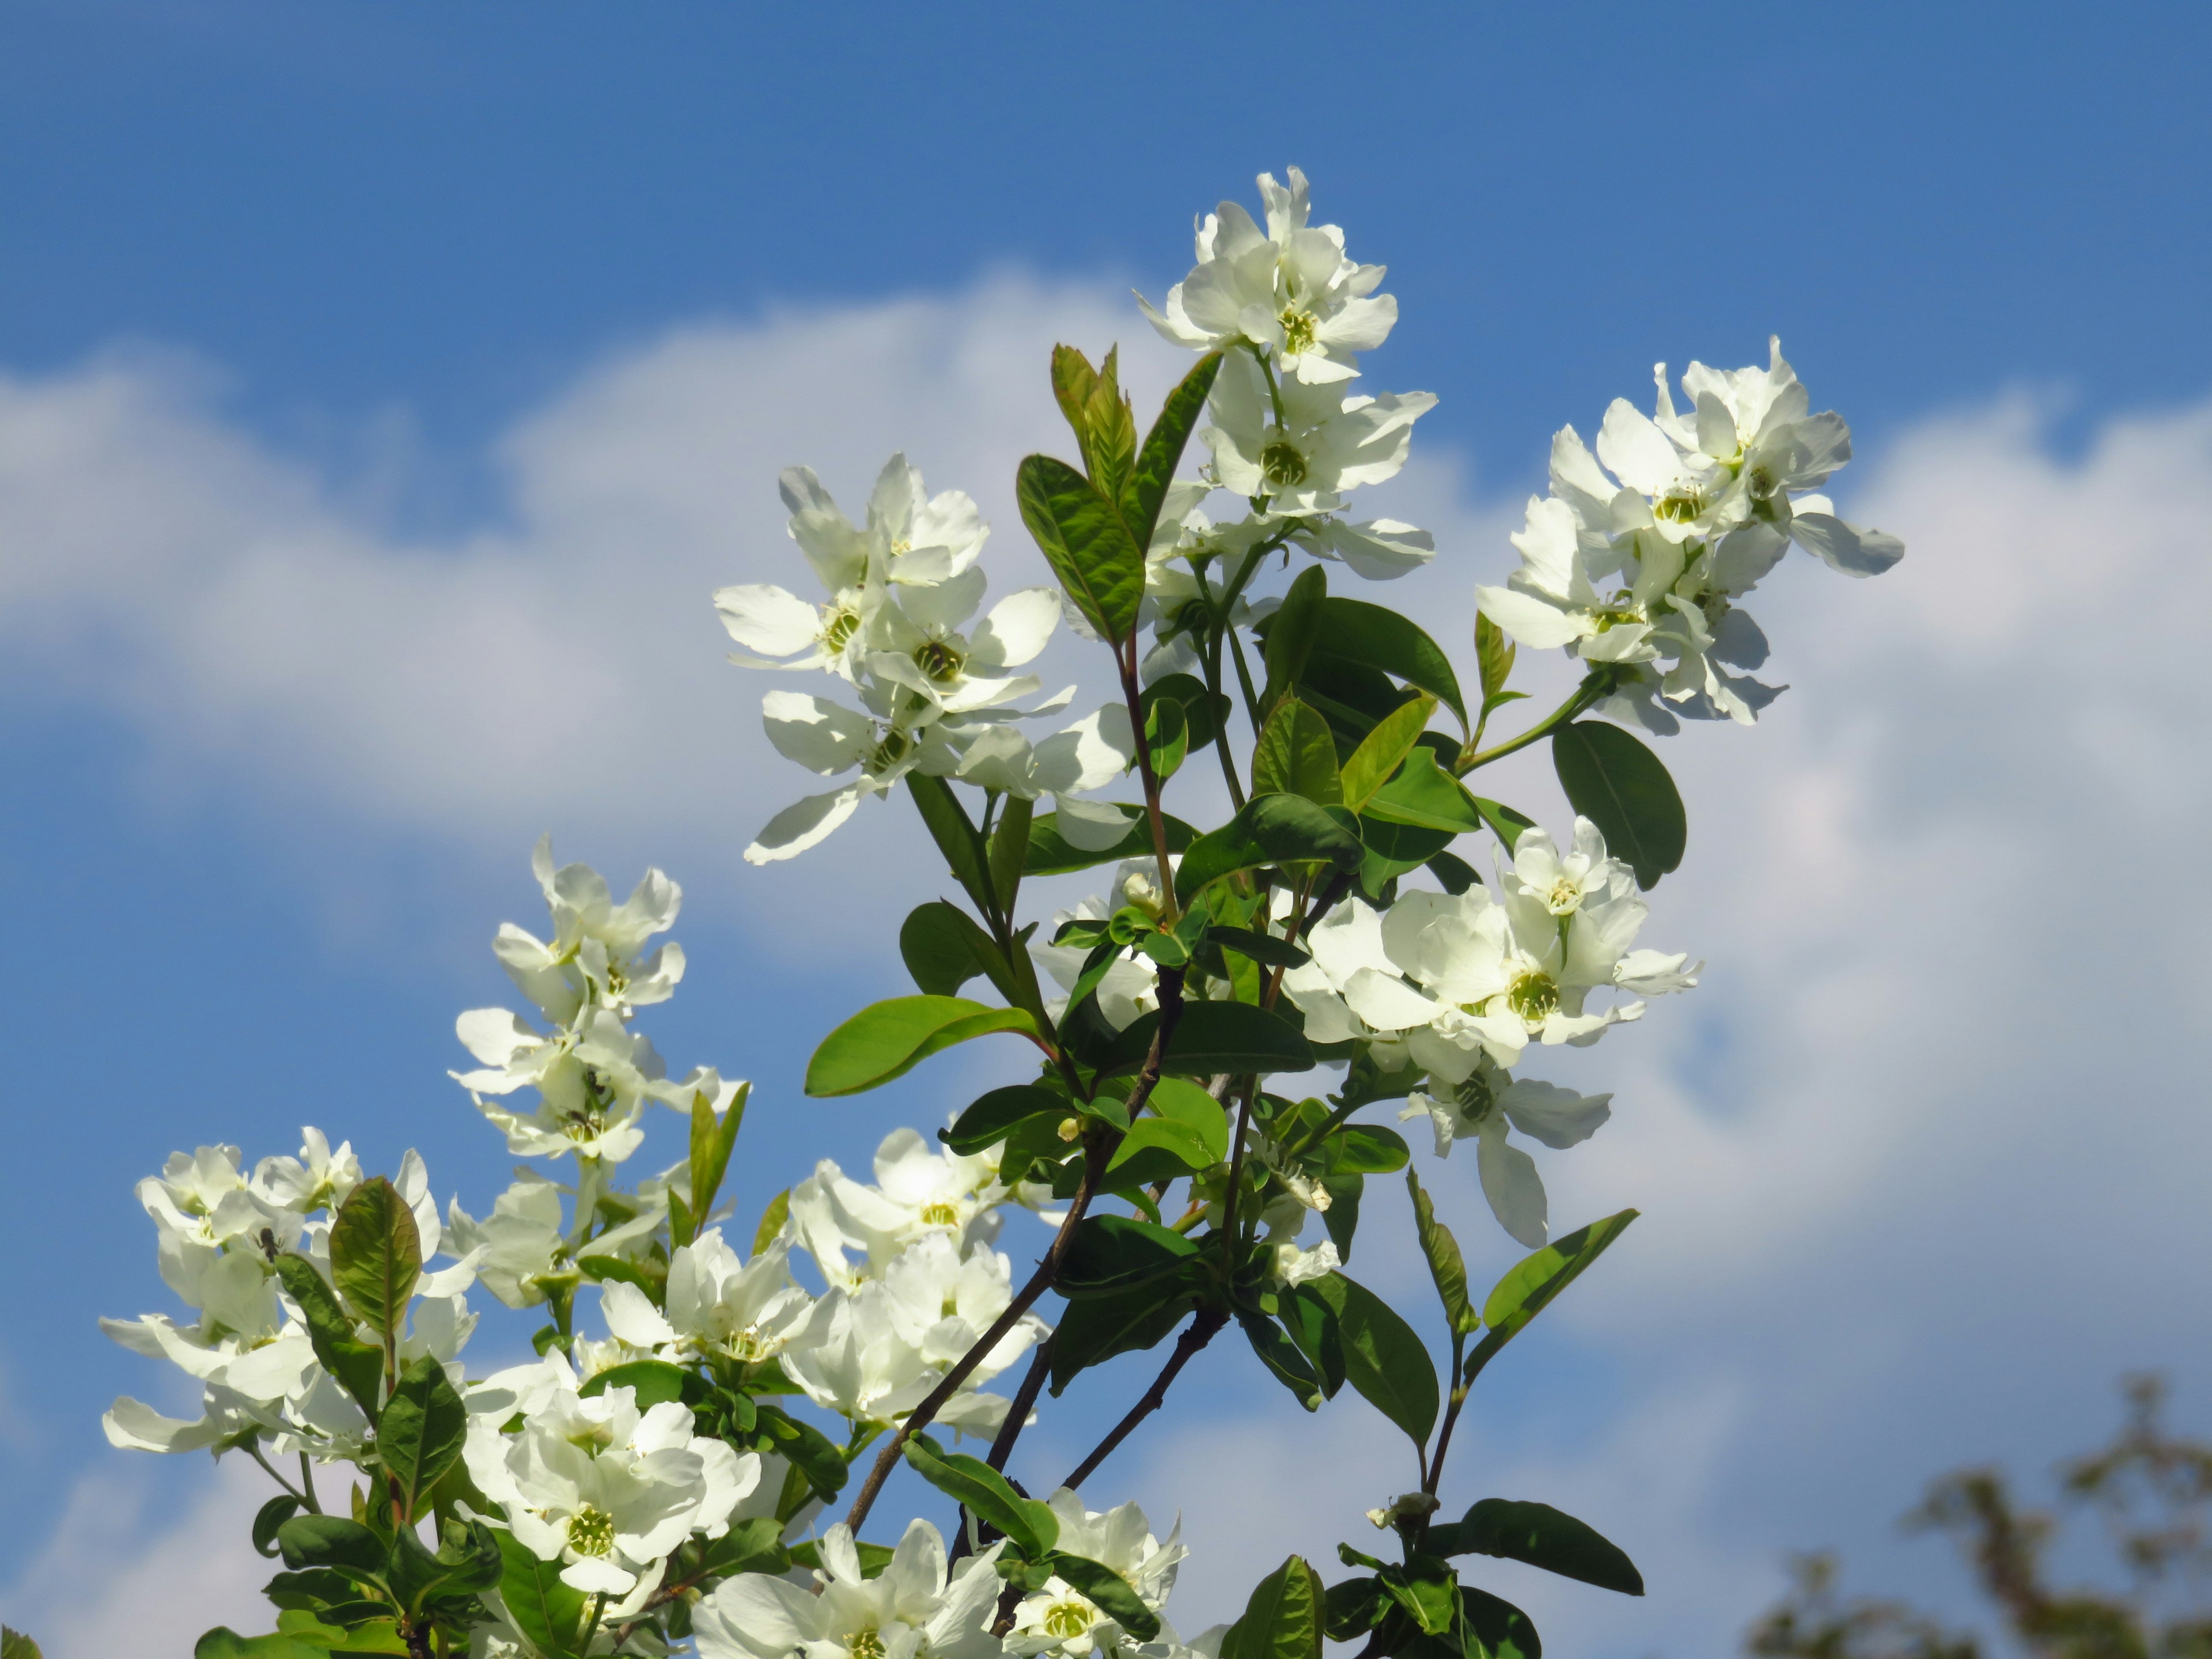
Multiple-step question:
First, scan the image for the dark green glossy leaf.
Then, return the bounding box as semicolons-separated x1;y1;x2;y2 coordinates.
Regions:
1323;1575;1390;1642
379;1355;467;1520
1428;1498;1643;1596
1221;1554;1325;1659
329;1177;419;1340
1281;1283;1346;1399
1321;1173;1363;1263
1237;1308;1324;1411
1261;565;1330;713
944;1085;1066;1154
1107;1118;1217;1179
1146;1076;1230;1158
1550;722;1685;888
1366;749;1482;833
804;997;1039;1097
1141;672;1228;756
1097;999;1313;1079
277;1517;385;1578
1124;354;1224;551
1466;1209;1639;1382
1049;1282;1198;1393
989;793;1033;914
1462;1586;1543;1659
1469;796;1536;854
1309;598;1468;730
1406;1170;1478;1336
1174;796;1362;906
907;775;994;914
1308;1272;1438;1446
494;1528;589;1659
1142;691;1189;782
251;1495;303;1559
905;1435;1059;1559
1058;1214;1201;1296
1025;808;1198;876
1017;453;1145;642
1328;1124;1409;1174
1251;696;1342;806
273;1255;384;1416
1052;1554;1161;1641
899;900;1011;999
1206;926;1309;969
1426;850;1479;893
577;1359;688;1410
191;1633;328;1659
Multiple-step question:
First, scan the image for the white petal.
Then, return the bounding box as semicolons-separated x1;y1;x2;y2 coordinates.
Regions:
1475;1123;1548;1248
1790;512;1904;577
744;786;864;865
1498;1080;1613;1149
714;584;821;657
600;1280;677;1348
1340;967;1441;1032
1055;796;1139;851
761;691;872;775
971;588;1062;668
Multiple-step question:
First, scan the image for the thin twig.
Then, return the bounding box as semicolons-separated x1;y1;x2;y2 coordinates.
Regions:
984;1335;1055;1475
1058;1309;1228;1493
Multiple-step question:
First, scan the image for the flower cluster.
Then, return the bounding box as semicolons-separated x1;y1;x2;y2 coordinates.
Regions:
1476;339;1905;730
718;456;1138;862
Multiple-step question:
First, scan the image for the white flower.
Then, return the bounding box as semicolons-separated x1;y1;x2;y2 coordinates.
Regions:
251;1127;363;1216
862;567;1059;718
453;1005;668;1163
490;836;684;1024
1399;1055;1614;1248
464;1374;756;1602
1007;1491;1186;1658
1139;166;1396;385
949;703;1138;850
1201;355;1434;517
692;1520;1005;1659
779;1267;1036;1438
1262;1232;1340;1289
597;1232;823;1366
786;1127;1011;1287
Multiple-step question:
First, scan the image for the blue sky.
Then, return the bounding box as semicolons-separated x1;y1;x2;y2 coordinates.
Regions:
4;4;2211;1656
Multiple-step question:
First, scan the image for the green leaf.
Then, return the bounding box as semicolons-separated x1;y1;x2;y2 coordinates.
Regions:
1378;1562;1460;1635
272;1257;384;1416
1339;694;1438;812
329;1177;419;1340
1142;672;1228;757
192;1633;328;1659
1048;1281;1198;1392
1051;344;1100;447
1475;611;1517;703
905;1437;1059;1559
494;1528;589;1659
1550;722;1685;888
1467;1209;1639;1382
1107;1118;1217;1180
1357;815;1456;898
989;794;1033;914
277;1517;386;1578
1221;1554;1325;1659
1142;688;1190;783
1426;850;1479;893
753;1403;851;1499
684;1077;749;1247
752;1188;790;1257
1469;796;1536;854
1260;565;1330;713
1;1631;41;1659
252;1494;304;1559
1406;1170;1477;1336
944;1085;1067;1154
694;1515;789;1580
1327;1124;1409;1174
1025;806;1198;876
1461;1586;1543;1659
1174;796;1362;906
1279;1283;1345;1399
1321;1173;1363;1262
1307;1272;1438;1447
899;900;1012;999
1206;926;1309;970
804;996;1039;1097
1066;345;1137;499
1123;353;1223;551
577;1359;689;1410
1251;697;1343;806
1097;999;1313;1080
1050;1554;1162;1641
1237;1308;1325;1410
1322;1576;1391;1642
378;1355;467;1521
1365;748;1482;834
1017;453;1146;643
1308;598;1468;730
1058;1214;1202;1296
1427;1499;1643;1596
1146;1076;1229;1161
907;775;995;914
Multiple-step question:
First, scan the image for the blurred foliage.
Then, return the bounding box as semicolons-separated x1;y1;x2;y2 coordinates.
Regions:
1748;1377;2212;1659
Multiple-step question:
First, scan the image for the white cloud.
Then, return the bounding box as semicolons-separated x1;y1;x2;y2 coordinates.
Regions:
6;284;2210;1654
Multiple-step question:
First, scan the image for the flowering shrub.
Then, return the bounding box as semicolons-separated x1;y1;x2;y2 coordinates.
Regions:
78;166;1902;1659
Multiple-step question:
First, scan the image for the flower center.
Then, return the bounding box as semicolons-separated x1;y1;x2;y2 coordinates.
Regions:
918;1200;959;1228
1043;1600;1097;1639
869;728;915;774
847;1628;887;1659
1454;1070;1497;1121
1277;306;1318;355
1260;440;1308;489
566;1503;616;1558
728;1324;771;1362
912;639;965;684
822;605;862;650
1653;486;1706;524
1508;971;1560;1025
1545;878;1581;915
1593;593;1646;632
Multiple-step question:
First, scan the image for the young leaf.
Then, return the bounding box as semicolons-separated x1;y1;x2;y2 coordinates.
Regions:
1125;354;1225;551
1081;347;1138;501
1406;1170;1477;1335
1339;694;1438;812
1260;565;1330;712
379;1355;468;1520
1475;611;1517;703
251;1495;302;1559
1465;1209;1639;1382
907;774;994;913
1307;1272;1439;1448
1;1633;41;1659
272;1255;384;1416
1105;1118;1218;1179
1550;722;1686;888
1428;1498;1643;1596
1096;999;1313;1080
989;793;1033;914
329;1177;420;1340
804;997;1039;1097
1221;1554;1325;1659
1173;796;1362;905
494;1528;589;1659
1051;1554;1162;1641
1308;597;1469;730
1145;1076;1230;1160
1365;749;1482;834
1025;808;1199;876
898;900;1012;999
1017;453;1146;643
903;1436;1059;1559
1051;344;1101;446
1141;672;1228;756
1251;697;1343;805
685;1077;748;1242
752;1188;790;1257
1143;691;1190;782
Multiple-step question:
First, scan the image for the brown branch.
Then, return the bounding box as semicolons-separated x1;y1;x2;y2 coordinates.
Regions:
1058;1308;1228;1494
